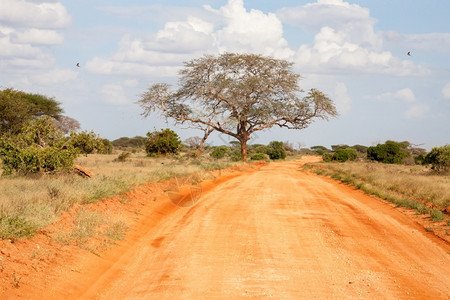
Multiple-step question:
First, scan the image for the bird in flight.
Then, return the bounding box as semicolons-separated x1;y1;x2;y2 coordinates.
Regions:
407;52;411;56
76;63;80;67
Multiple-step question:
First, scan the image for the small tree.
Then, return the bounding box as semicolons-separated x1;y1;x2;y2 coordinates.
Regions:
425;145;450;174
267;141;286;160
332;148;357;162
367;141;410;164
138;53;337;161
210;146;230;159
0;117;77;175
145;128;181;155
0;88;64;136
69;131;99;155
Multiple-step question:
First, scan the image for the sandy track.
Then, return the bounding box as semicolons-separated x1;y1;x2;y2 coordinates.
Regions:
35;158;450;299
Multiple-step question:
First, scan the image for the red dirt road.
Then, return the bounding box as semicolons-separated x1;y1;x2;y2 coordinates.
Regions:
14;157;450;299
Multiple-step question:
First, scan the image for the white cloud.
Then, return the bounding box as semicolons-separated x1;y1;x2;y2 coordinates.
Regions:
0;0;71;28
376;88;415;103
278;0;429;76
375;88;430;119
86;56;180;77
404;103;429;119
277;0;380;50
100;84;129;104
86;0;295;76
334;82;351;115
10;28;63;45
383;31;450;54
31;68;78;85
215;0;293;58
144;17;216;53
394;88;415;103
442;82;450;99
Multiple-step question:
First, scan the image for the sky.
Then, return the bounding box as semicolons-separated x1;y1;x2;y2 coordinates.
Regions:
1;0;449;150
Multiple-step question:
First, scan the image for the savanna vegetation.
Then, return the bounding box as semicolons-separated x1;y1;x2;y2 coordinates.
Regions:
1;52;448;246
302;141;450;224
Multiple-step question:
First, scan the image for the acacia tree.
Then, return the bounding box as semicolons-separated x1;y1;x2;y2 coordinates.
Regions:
0;88;64;135
138;53;338;161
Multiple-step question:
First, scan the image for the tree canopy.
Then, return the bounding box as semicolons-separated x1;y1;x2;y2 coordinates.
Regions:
138;52;337;161
0;88;64;136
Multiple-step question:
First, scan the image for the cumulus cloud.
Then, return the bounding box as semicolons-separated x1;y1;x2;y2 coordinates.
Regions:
0;0;71;28
375;88;430;119
215;0;293;58
278;0;429;76
10;28;63;45
86;0;294;76
376;88;415;103
0;1;70;73
278;0;380;49
442;82;450;99
100;84;129;104
334;82;351;115
404;103;429;119
144;17;216;53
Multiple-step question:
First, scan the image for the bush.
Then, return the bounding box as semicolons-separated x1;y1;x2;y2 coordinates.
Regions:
0;117;78;175
250;153;267;161
69;131;106;155
311;145;329;155
367;141;410;164
115;152;131;162
425;145;450;174
332;149;350;162
145;128;181;155
322;152;333;162
230;149;243;161
267;141;286;160
210;146;230;159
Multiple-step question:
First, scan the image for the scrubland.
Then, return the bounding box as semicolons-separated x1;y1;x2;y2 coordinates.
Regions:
303;161;450;222
0;152;236;240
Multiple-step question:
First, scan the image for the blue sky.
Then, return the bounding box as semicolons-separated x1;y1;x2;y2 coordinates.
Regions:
1;0;449;149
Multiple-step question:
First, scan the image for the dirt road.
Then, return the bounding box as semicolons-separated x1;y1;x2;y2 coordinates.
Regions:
32;158;450;299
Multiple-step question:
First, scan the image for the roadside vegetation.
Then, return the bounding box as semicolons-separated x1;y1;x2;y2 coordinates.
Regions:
302;142;450;223
0;95;298;241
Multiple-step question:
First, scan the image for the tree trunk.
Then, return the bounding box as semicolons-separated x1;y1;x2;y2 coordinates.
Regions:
197;128;213;154
240;140;248;162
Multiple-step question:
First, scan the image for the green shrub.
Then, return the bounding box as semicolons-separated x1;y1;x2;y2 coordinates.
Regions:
367;141;410;164
322;152;333;162
0;117;78;175
0;215;38;239
210;146;230;159
311;145;329;155
69;131;106;155
332;149;350;162
267;141;286;160
230;149;243;161
425;145;450;174
145;128;181;155
250;153;267;161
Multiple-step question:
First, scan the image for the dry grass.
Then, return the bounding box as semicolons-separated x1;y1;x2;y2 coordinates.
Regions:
0;152;238;239
303;161;450;220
